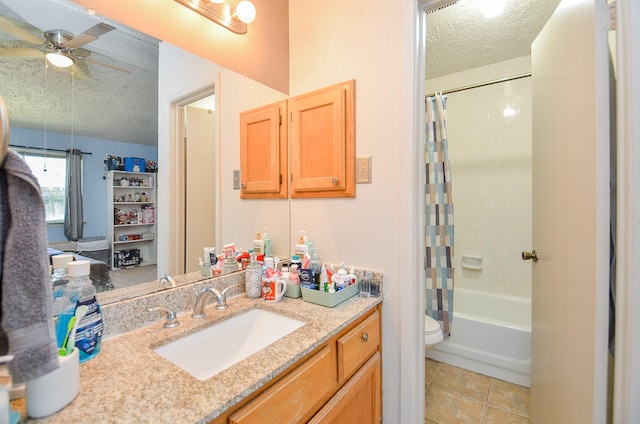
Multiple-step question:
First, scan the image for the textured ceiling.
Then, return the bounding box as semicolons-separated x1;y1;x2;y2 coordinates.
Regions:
0;0;562;146
426;0;561;79
0;0;159;146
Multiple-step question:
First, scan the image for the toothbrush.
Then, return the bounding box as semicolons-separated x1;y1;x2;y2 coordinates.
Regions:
64;305;89;356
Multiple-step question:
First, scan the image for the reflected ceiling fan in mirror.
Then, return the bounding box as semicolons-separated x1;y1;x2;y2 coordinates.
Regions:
0;14;128;78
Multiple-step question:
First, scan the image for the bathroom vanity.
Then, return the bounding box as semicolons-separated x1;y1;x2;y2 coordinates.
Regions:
20;277;382;423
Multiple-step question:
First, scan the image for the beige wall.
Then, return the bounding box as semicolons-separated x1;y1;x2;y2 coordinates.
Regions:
289;1;419;421
70;0;289;93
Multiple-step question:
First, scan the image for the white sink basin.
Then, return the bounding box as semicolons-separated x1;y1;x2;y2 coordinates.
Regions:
153;308;305;381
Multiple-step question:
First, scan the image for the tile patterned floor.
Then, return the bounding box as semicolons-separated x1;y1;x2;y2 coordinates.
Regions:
425;359;531;424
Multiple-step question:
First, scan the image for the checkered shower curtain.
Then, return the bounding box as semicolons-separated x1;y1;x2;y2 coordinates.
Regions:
425;94;454;335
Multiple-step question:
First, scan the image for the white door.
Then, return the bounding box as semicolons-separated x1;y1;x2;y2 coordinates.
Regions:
530;0;610;422
185;106;216;273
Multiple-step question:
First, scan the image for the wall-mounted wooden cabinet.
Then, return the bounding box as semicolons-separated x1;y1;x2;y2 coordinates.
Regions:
239;80;355;199
239;99;288;199
290;80;355;198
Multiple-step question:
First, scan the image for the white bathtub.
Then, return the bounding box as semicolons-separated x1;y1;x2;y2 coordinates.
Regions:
426;288;532;387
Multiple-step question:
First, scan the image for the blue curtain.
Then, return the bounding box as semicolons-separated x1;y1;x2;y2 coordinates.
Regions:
425;94;454;335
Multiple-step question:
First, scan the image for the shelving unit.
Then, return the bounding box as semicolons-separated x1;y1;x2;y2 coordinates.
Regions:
106;170;157;270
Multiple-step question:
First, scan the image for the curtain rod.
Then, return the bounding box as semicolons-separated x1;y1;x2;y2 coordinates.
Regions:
426;73;532;99
9;144;92;155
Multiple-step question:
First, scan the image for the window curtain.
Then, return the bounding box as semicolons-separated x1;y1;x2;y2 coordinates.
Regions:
425;94;454;335
64;149;83;241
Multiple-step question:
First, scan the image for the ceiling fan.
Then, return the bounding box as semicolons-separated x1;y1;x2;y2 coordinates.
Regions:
0;13;128;78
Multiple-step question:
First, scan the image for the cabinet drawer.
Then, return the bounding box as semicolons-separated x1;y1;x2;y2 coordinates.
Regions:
336;311;380;383
229;345;336;424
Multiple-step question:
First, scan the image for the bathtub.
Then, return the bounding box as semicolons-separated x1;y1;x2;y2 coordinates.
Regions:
426;288;532;387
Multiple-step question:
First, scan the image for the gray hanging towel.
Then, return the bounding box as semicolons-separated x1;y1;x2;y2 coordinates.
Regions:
0;150;58;383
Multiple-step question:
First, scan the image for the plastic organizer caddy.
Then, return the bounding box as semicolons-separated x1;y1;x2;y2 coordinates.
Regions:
301;283;358;308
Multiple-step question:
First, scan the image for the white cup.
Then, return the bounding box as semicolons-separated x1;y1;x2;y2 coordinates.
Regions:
26;348;80;418
262;277;287;302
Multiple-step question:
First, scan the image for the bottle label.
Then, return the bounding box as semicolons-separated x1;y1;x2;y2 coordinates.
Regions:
74;297;104;363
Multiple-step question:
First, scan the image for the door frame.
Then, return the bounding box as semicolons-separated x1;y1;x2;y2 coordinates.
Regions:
613;1;640;422
168;83;217;275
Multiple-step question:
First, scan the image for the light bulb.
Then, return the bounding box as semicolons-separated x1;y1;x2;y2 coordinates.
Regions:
235;0;256;24
476;0;507;18
45;51;74;68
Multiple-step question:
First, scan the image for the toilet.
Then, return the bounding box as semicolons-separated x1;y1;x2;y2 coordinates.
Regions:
424;315;444;350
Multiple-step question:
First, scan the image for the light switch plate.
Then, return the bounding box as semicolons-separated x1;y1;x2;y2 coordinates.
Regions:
233;170;240;190
357;156;372;183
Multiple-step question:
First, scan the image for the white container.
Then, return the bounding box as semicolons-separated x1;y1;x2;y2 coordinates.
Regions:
26;348;80;418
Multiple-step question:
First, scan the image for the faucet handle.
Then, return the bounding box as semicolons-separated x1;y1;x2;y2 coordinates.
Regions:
147;306;180;328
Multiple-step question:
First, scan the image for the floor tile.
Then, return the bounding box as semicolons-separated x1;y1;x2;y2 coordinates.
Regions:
425;385;484;424
426;358;440;388
487;378;530;417
432;363;491;402
483;406;530;424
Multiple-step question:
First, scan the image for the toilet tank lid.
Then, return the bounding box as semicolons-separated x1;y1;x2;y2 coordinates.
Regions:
424;315;442;335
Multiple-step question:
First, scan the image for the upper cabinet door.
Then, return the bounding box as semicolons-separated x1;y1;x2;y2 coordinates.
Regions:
290;80;355;198
240;100;288;199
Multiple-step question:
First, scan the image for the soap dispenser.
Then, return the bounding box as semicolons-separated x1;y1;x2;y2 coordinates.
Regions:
245;253;262;299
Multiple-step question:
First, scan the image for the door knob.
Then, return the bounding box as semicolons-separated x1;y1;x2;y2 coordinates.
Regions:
522;250;539;262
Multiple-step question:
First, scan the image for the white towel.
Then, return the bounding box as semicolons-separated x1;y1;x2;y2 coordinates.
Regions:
0;150;58;383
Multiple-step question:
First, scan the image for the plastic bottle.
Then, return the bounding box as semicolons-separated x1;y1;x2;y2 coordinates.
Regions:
252;232;265;255
309;248;322;290
262;227;272;257
289;264;300;286
51;254;74;315
60;260;104;363
294;232;309;258
336;262;349;291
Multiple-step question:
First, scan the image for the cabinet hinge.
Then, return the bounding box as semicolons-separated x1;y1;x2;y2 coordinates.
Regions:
609;1;616;31
279;174;282;184
290;173;293;182
279;114;282;125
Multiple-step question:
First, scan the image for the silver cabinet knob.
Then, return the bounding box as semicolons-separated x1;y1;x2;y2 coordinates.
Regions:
331;177;339;185
522;250;539;262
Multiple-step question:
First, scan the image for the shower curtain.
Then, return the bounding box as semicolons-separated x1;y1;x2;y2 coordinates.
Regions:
425;94;454;335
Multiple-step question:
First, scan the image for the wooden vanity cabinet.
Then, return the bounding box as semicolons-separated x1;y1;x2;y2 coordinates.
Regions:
290;80;355;198
212;304;381;424
239;100;288;199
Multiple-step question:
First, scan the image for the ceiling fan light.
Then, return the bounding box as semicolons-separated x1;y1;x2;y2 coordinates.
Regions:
46;51;74;68
235;1;256;24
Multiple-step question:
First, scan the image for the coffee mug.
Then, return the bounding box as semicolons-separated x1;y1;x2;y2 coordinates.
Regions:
262;277;287;302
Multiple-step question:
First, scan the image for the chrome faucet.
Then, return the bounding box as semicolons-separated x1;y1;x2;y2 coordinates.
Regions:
147;306;180;328
159;274;176;289
192;285;238;318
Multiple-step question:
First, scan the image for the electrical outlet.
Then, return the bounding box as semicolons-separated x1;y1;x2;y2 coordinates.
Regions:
233;170;240;190
357;156;372;183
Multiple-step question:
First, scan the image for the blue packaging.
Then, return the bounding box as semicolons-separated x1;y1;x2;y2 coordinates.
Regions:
299;268;314;289
124;157;145;172
56;298;104;363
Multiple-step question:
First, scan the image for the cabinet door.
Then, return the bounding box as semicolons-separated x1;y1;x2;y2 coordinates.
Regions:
228;345;337;424
308;352;381;424
240;100;288;199
290;80;355;198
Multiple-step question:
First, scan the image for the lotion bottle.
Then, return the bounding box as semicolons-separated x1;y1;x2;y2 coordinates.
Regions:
252;232;264;255
262;227;272;257
294;234;309;258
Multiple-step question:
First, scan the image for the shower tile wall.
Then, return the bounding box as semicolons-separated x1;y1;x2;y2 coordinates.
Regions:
426;57;533;299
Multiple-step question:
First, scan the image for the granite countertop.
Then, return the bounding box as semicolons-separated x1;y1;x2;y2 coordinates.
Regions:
26;292;382;423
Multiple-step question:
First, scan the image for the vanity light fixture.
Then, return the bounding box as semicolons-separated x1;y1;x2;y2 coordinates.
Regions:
173;0;256;34
45;50;74;68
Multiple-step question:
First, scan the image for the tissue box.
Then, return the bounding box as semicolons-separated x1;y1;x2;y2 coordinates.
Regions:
124;157;146;172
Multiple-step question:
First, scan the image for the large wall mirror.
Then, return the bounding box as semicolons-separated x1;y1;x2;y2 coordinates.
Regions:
0;0;290;304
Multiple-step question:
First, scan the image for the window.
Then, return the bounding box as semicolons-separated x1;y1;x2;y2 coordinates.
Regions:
15;150;67;224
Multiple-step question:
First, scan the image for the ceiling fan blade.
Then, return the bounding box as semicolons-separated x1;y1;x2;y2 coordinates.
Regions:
84;56;131;74
71;60;90;80
0;15;45;45
0;46;42;58
63;23;115;49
